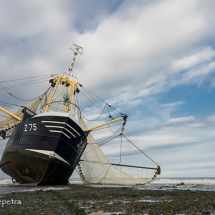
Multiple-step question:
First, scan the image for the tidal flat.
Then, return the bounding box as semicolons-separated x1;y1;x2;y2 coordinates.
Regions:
0;184;215;215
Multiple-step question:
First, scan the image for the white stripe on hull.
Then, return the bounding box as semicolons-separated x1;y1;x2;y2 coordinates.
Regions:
42;121;65;124
25;149;70;165
42;121;80;136
49;130;71;139
45;125;76;138
63;127;76;137
65;123;81;136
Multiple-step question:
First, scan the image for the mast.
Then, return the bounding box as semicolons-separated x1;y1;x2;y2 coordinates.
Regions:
41;45;126;131
67;44;83;79
42;44;83;113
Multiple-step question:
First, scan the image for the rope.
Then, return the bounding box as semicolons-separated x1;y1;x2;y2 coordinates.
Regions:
76;92;120;123
81;104;107;122
0;103;21;110
108;102;122;117
81;85;107;106
81;86;104;108
119;133;122;165
98;133;121;147
0;78;50;92
0;74;52;84
122;134;159;166
83;133;121;155
0;85;51;101
81;85;121;113
39;86;53;113
80;85;122;116
0;113;11;118
76;85;125;137
79;90;104;112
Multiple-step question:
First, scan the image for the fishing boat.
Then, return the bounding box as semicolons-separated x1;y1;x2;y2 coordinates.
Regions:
0;45;160;185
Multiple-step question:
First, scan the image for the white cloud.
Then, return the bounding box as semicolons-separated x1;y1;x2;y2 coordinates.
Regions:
166;116;194;124
1;0;215;102
172;47;215;71
207;114;215;122
174;61;215;86
65;0;215;106
161;101;185;108
187;123;205;127
0;0;215;178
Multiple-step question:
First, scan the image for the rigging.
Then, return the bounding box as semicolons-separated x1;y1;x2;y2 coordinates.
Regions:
0;74;53;84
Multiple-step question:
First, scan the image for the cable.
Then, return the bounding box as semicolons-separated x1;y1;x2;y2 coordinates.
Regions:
0;103;21;110
83;134;120;155
79;88;122;124
1;77;50;87
81;86;105;109
0;85;51;101
98;133;121;148
81;85;122;115
84;87;116;117
105;105;123;133
0;113;11;118
119;134;122;165
84;130;122;155
81;105;107;122
122;134;159;166
0;74;52;84
79;91;104;112
79;91;114;121
76;95;110;122
0;101;21;107
108;104;122;115
39;86;52;112
81;85;106;105
0;78;50;91
80;85;121;118
77;84;124;127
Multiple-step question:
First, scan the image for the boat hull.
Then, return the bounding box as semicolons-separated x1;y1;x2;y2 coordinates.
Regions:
0;114;87;185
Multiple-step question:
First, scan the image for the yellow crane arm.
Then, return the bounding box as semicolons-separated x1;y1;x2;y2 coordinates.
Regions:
0;106;22;121
84;115;127;132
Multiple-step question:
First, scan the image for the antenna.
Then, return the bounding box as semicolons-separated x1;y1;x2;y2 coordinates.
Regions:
68;44;83;78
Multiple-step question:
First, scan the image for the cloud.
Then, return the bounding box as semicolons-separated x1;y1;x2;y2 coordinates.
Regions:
67;0;215;110
1;0;215;102
161;101;186;108
0;0;215;178
172;47;215;71
166;116;194;124
207;114;215;122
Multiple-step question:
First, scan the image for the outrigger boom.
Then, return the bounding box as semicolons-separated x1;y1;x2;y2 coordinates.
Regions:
84;115;127;132
0;106;22;121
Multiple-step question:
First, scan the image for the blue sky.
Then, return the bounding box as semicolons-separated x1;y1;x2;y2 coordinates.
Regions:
0;0;215;178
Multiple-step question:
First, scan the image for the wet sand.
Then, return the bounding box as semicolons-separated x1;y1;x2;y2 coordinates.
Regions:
0;183;215;215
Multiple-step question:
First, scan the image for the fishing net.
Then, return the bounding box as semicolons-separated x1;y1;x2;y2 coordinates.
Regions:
78;116;157;185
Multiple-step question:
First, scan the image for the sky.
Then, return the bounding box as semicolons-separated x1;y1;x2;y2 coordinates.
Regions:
0;0;215;179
